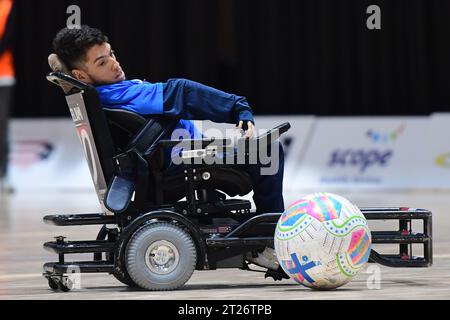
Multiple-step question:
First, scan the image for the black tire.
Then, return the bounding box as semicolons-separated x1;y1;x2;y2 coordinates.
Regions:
112;269;138;288
125;222;197;291
48;278;59;290
96;226;138;288
57;277;73;292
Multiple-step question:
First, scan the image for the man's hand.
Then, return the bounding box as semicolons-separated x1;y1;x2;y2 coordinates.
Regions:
236;121;256;139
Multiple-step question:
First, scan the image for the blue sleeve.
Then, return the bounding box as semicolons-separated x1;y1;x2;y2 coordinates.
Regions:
96;80;164;115
162;79;255;125
96;79;255;125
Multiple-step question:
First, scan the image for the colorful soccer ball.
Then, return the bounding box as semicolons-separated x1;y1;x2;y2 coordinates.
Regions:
274;192;372;290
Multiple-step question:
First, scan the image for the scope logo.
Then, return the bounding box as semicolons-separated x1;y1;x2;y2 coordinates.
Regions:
327;124;405;173
366;124;406;144
328;149;393;173
436;153;450;168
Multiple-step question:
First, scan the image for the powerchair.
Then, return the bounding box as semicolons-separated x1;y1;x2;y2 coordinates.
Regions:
42;70;432;292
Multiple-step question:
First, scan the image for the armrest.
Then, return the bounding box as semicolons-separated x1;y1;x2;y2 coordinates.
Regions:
158;138;232;149
126;116;179;157
255;122;291;144
236;122;291;159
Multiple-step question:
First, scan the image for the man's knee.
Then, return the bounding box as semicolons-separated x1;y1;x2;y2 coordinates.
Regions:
166;78;187;88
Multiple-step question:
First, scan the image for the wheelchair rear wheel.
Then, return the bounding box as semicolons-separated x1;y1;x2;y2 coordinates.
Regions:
125;222;197;291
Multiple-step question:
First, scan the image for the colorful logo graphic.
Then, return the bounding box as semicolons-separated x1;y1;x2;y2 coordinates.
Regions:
348;228;371;266
436;153;450;168
10;140;54;168
366;123;406;144
282;253;319;285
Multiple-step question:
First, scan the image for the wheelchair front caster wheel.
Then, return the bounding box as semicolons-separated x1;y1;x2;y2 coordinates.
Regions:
48;277;59;290
58;277;73;292
125;222;197;291
47;276;73;292
55;276;73;292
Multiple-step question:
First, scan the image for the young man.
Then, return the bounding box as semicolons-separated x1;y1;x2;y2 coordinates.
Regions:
52;25;285;214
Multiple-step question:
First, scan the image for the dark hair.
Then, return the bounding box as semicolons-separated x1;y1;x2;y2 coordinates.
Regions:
52;25;109;70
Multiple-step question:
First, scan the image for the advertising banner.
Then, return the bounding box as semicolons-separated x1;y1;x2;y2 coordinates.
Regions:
7;113;450;192
292;116;432;190
425;113;450;188
8;119;94;192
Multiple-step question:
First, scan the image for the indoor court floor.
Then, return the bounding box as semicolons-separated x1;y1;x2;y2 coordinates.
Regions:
1;190;449;300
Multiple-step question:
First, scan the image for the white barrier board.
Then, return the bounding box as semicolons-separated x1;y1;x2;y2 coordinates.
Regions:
425;113;450;188
8;119;94;192
292;116;436;190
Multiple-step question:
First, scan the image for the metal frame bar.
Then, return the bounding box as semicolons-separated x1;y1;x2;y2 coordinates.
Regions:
43;206;432;278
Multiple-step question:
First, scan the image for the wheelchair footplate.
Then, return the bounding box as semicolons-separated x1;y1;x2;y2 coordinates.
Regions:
204;207;432;270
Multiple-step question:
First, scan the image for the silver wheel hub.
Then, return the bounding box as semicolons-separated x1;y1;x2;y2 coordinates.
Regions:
145;240;180;275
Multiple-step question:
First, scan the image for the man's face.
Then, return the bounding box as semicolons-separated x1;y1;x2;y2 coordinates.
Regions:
72;42;126;85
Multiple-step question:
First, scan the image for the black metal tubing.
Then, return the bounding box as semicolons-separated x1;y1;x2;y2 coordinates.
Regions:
224;213;280;238
369;251;430;268
158;137;231;149
94;225;109;261
207;237;273;248
220;208;432;238
44;261;114;275
371;231;430;244
43;214;116;226
42;207;431;227
206;233;430;249
254;122;291;145
362;210;432;220
361;207;430;212
43;240;116;254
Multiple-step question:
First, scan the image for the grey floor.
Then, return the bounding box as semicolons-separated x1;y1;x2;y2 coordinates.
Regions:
0;190;449;300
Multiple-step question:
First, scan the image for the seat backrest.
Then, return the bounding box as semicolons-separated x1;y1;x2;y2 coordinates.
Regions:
47;70;180;213
103;108;147;151
47;72;117;213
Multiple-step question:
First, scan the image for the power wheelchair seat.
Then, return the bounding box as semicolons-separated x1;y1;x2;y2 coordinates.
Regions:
42;57;432;292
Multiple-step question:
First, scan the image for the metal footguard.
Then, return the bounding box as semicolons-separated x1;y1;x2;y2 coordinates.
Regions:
43;206;432;277
205;207;432;268
363;207;432;267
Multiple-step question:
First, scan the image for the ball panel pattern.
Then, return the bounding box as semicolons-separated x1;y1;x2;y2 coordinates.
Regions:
275;192;372;290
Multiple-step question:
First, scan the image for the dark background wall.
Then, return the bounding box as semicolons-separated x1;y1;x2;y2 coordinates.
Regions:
10;0;450;118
